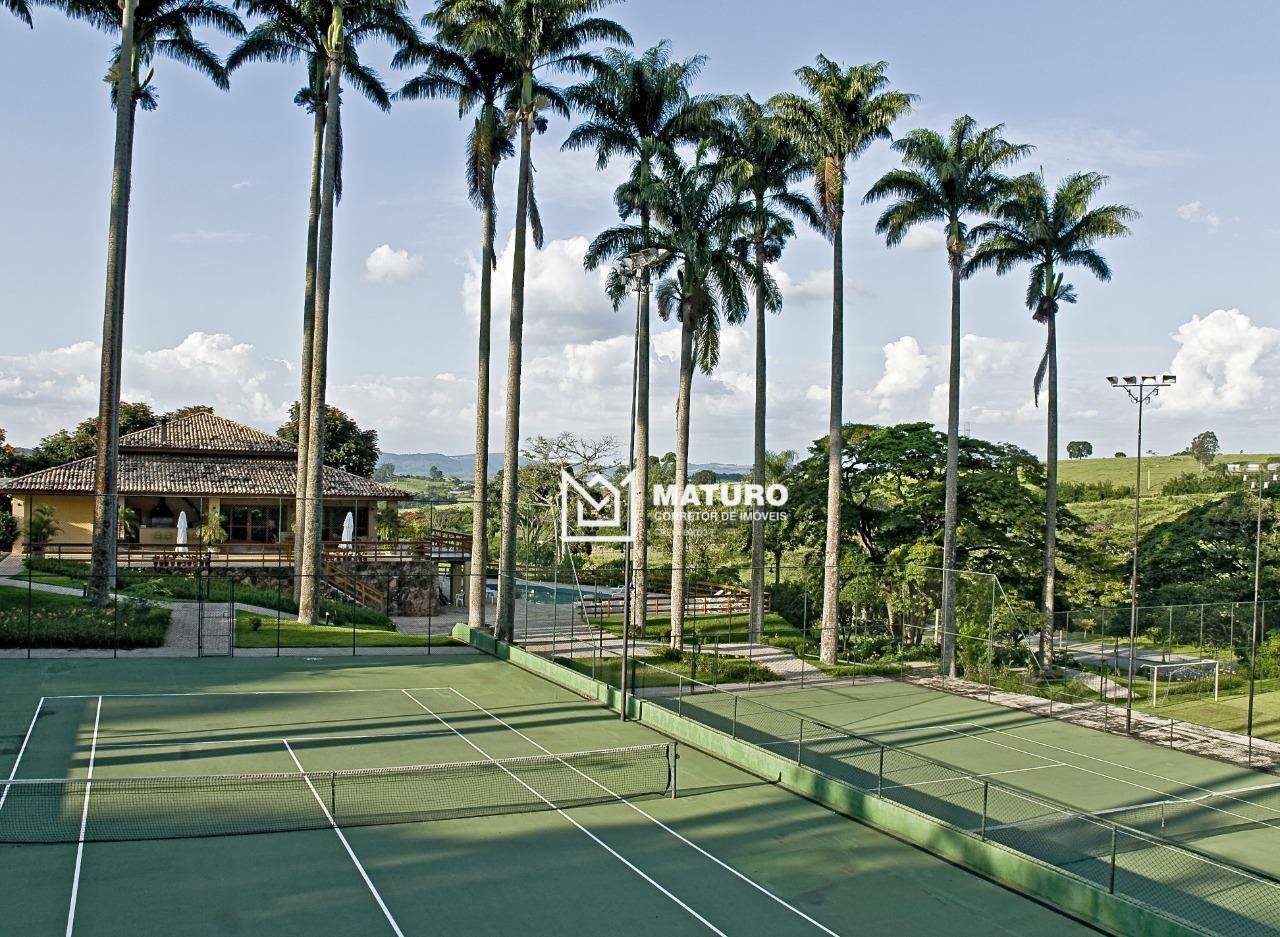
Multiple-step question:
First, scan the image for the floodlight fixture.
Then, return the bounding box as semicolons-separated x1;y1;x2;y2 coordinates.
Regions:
1123;376;1137;385
1107;376;1119;386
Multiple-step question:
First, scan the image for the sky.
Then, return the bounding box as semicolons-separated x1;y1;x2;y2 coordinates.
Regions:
1;0;1278;465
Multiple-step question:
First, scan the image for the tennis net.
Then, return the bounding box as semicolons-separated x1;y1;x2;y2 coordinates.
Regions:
0;743;674;844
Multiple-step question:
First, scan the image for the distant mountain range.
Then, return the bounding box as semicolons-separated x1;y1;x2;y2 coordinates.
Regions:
380;452;751;480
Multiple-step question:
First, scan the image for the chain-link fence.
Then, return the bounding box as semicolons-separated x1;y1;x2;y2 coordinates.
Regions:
519;632;1280;937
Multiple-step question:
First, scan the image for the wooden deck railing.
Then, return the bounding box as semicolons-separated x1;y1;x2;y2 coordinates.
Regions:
579;581;767;618
20;532;471;571
320;557;387;611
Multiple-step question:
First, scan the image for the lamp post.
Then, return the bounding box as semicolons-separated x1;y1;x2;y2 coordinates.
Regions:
1226;460;1278;760
1106;374;1176;732
614;248;665;721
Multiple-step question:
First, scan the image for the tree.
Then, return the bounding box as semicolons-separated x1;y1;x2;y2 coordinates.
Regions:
5;0;32;26
648;148;760;647
714;93;817;642
231;0;415;616
395;7;522;632
1189;430;1220;471
21;403;159;472
571;39;716;642
864;116;1029;676
373;463;396;482
769;57;914;665
968;169;1137;669
1066;440;1093;460
277;403;380;478
53;0;244;601
439;0;631;642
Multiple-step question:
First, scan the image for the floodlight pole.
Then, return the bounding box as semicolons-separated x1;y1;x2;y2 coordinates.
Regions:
1228;461;1278;759
1108;375;1175;732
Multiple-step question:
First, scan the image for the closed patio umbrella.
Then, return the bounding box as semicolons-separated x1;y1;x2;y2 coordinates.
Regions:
176;511;189;553
340;511;355;550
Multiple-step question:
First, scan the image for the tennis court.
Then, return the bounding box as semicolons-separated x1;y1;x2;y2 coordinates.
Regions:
721;678;1280;879
0;657;1093;937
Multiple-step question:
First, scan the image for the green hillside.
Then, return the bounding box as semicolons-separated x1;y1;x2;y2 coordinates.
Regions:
1060;452;1280;492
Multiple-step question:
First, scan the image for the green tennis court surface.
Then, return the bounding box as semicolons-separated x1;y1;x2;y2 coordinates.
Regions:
721;679;1280;879
0;657;1094;937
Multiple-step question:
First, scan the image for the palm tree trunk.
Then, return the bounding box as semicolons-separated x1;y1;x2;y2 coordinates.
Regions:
749;230;767;643
293;92;325;602
669;313;695;649
1040;312;1059;672
819;211;844;666
468;164;496;630
630;207;651;641
940;256;962;677
87;0;139;604
297;47;341;624
496;101;533;643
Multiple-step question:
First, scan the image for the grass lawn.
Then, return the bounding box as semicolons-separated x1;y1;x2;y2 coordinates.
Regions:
1059;452;1280;491
595;611;799;641
0;584;171;648
556;649;781;686
233;610;454;648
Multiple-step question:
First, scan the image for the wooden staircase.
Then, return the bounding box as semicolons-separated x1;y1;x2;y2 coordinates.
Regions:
320;557;387;611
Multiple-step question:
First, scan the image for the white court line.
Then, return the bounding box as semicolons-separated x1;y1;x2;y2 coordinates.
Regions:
96;728;452;750
282;740;405;937
64;696;101;937
0;696;44;814
400;690;730;937
430;687;844;937
45;686;450;700
937;722;1280;831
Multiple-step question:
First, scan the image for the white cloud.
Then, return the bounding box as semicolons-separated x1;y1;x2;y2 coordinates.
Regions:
364;244;425;283
231;179;252;191
0;332;294;445
463;232;614;349
900;224;945;252
1176;201;1222;231
1159;309;1280;415
1024;118;1187;170
871;336;931;398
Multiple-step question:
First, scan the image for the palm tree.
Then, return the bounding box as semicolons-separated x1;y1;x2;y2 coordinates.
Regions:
714;93;816;642
438;0;631;642
967;170;1137;669
60;0;245;601
591;149;761;647
864;116;1030;676
6;0;33;25
770;57;914;664
230;0;412;607
393;12;518;632
568;40;717;640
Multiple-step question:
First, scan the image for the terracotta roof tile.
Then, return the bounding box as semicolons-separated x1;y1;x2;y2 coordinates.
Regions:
120;413;296;454
0;454;409;500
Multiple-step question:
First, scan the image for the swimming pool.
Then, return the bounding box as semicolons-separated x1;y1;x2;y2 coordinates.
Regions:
484;578;615;605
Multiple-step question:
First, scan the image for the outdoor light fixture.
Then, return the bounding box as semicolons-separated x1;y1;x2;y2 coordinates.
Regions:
1106;372;1177;732
1226;459;1279;759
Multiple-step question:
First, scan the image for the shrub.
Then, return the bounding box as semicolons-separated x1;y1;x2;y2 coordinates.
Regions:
1058;480;1134;502
1161;470;1242;496
0;512;17;552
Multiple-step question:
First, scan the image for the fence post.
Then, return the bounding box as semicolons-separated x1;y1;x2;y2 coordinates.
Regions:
877;745;885;796
330;770;337;820
678;677;684;717
732;694;738;739
796;719;804;765
1108;826;1118;893
980;781;989;839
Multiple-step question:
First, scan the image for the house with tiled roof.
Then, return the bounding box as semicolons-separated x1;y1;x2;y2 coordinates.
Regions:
0;413;414;559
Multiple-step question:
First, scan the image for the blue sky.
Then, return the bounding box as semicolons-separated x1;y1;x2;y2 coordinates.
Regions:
1;0;1277;462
